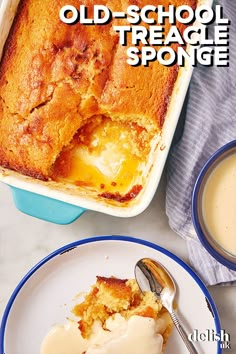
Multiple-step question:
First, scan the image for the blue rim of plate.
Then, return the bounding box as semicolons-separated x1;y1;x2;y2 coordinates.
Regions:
192;139;236;270
0;235;222;354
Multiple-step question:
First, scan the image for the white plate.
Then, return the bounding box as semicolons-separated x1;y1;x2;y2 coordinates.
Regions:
0;236;221;354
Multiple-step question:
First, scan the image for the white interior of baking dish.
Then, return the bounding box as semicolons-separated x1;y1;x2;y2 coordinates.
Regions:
0;0;212;217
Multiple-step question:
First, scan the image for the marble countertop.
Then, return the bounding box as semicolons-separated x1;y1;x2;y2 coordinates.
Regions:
0;173;235;352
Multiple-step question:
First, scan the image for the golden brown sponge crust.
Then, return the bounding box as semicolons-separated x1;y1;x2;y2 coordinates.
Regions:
73;276;173;346
0;0;197;180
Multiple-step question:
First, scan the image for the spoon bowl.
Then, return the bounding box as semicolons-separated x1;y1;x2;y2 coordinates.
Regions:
135;258;198;354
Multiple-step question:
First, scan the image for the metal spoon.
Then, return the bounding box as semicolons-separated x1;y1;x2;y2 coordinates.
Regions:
135;258;198;354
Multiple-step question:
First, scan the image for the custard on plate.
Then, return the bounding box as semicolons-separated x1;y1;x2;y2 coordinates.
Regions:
41;276;173;354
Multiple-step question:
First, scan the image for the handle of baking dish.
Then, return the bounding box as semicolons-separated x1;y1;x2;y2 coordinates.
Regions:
10;186;86;224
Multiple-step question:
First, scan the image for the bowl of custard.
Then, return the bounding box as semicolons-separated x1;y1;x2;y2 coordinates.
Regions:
192;140;236;270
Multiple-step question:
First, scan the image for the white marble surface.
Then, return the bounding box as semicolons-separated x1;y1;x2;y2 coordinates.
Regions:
0;172;235;353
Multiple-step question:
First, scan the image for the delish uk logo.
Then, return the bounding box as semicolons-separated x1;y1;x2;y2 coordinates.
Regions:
188;329;231;349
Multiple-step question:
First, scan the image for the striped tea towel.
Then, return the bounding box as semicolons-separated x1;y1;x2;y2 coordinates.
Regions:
166;0;236;286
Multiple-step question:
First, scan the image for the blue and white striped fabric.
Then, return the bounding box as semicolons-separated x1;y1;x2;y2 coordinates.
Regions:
166;0;236;285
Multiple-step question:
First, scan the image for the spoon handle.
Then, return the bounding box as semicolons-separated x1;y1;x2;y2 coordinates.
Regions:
170;311;198;354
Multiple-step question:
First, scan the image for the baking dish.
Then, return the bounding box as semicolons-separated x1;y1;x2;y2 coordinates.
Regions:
0;0;212;224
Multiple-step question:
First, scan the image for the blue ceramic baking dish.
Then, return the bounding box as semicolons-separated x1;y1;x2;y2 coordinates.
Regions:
0;0;212;224
10;186;86;224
